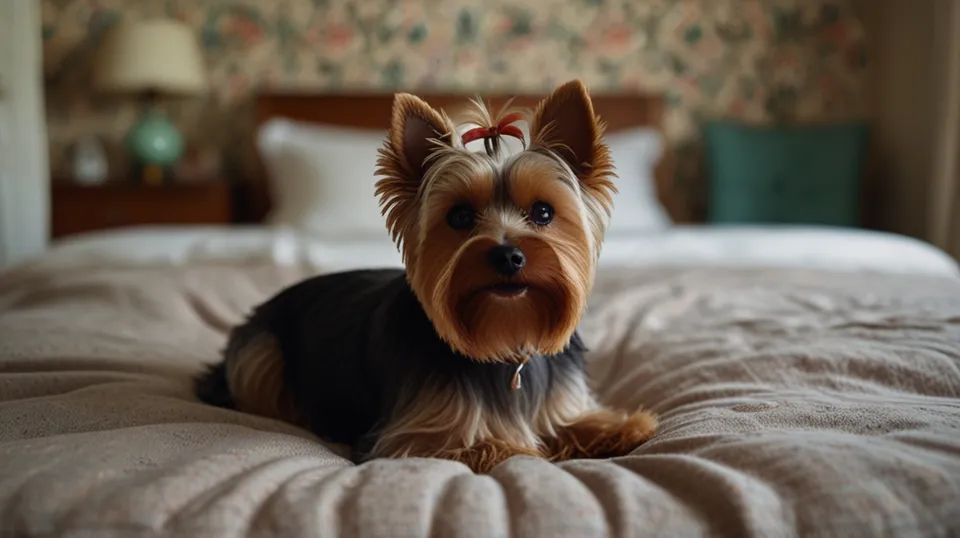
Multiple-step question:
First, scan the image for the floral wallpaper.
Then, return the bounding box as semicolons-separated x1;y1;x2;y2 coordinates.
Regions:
41;0;869;220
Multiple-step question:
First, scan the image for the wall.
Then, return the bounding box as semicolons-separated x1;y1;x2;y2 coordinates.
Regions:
861;1;936;239
42;0;869;220
862;0;960;245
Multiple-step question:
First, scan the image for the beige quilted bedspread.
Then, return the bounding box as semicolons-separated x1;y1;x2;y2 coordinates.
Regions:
1;257;960;538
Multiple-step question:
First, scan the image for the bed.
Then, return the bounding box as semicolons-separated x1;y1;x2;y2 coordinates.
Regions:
2;90;960;538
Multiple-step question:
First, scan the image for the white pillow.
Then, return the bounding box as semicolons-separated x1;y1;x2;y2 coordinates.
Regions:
257;118;387;239
603;127;673;234
257;118;671;239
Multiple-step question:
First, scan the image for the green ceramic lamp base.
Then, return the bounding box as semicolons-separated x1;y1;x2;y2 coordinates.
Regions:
126;107;184;185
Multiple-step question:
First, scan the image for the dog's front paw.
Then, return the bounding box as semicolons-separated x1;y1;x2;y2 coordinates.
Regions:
546;408;657;462
445;439;543;474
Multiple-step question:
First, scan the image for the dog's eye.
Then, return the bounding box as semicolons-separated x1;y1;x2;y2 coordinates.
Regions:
530;201;554;226
446;204;476;230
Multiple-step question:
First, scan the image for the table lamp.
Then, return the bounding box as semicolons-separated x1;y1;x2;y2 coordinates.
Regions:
93;19;208;185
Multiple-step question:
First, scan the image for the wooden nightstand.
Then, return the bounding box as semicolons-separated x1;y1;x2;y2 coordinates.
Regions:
50;180;233;239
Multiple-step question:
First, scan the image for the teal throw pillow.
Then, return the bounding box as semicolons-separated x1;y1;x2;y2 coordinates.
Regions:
704;121;869;226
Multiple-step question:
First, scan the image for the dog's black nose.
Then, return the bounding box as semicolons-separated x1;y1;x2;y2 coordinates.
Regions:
488;245;525;276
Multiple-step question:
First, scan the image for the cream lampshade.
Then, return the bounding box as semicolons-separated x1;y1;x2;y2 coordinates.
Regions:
93;19;208;185
94;19;208;95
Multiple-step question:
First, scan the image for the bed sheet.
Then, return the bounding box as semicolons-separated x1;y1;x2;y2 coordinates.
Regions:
27;223;960;278
1;225;959;537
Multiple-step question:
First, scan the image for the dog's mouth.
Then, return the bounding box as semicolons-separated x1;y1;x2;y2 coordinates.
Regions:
481;282;530;298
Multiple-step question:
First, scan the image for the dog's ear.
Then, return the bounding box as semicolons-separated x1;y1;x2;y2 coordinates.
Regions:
381;93;453;183
376;93;454;251
529;79;614;193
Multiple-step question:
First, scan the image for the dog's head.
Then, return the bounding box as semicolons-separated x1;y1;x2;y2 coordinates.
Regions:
375;79;616;363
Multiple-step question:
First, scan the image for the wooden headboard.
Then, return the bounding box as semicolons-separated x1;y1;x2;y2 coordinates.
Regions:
244;90;676;223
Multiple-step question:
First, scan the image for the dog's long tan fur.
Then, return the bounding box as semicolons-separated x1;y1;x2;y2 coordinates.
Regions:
209;79;657;474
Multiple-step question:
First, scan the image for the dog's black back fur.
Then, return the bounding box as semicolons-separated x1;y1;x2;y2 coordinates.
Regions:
195;269;587;459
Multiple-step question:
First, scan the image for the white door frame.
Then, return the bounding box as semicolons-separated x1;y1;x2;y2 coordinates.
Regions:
0;1;50;269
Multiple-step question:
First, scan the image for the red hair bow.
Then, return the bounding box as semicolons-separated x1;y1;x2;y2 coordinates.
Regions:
461;112;526;150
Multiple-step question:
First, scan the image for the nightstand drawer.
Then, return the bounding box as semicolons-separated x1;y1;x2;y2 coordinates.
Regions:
51;182;232;238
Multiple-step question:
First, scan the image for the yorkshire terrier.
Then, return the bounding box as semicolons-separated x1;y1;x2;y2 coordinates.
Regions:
195;79;657;473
